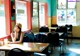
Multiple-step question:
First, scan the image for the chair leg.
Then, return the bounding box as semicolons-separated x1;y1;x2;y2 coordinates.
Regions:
60;45;62;54
60;44;66;56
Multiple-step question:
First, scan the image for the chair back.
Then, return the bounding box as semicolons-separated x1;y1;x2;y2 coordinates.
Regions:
8;48;26;56
51;24;58;32
47;32;59;45
34;34;47;43
56;26;67;33
39;26;49;33
51;24;58;27
23;30;34;42
65;24;72;31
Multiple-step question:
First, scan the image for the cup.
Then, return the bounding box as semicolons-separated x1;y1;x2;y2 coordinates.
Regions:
23;42;28;47
4;38;8;45
0;41;4;46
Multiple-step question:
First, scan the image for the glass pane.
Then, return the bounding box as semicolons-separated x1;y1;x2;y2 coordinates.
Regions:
57;10;66;26
0;0;6;38
33;9;38;16
33;2;38;9
39;3;45;27
16;1;28;31
58;0;66;9
67;9;76;25
68;0;76;2
32;2;39;32
68;2;76;8
33;2;38;17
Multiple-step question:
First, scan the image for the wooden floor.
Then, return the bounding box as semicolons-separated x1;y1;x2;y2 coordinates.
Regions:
50;39;80;56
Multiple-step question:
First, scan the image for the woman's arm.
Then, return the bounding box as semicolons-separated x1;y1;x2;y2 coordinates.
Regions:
9;32;23;44
11;33;15;42
10;33;17;42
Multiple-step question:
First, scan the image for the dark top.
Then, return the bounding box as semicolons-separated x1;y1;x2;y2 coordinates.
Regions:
16;33;21;41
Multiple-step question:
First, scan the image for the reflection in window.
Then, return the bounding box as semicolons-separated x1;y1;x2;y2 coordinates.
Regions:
57;10;66;26
33;2;38;9
33;2;38;17
68;0;76;2
16;1;28;31
67;9;76;25
57;0;76;26
57;10;66;21
68;2;76;8
39;3;45;27
58;0;66;9
33;9;38;16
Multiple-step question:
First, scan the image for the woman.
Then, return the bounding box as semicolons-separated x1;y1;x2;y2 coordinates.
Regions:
9;23;23;44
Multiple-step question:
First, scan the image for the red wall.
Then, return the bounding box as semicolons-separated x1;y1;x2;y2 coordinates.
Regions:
44;3;48;26
26;1;32;30
4;0;12;35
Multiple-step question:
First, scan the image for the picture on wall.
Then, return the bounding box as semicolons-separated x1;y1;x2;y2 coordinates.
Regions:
58;0;66;9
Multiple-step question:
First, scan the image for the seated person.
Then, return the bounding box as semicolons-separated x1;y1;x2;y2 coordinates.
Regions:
8;23;23;44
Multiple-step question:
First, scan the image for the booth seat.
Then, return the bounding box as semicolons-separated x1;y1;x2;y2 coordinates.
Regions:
0;35;10;41
0;29;31;41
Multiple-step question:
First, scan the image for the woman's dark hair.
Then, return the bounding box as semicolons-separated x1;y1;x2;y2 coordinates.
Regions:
17;26;21;38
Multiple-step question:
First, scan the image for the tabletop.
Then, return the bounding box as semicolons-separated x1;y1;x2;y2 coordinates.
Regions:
0;42;49;52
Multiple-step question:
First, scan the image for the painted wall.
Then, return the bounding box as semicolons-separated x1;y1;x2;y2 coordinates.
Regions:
46;0;57;26
51;0;57;24
47;0;80;37
46;0;51;27
73;2;80;37
4;0;12;35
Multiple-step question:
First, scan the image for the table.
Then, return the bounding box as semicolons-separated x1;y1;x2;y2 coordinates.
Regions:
49;27;57;32
0;42;49;52
58;32;63;36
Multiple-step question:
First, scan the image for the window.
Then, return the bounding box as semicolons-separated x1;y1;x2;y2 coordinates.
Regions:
57;0;76;26
39;2;45;27
0;0;6;38
15;0;28;31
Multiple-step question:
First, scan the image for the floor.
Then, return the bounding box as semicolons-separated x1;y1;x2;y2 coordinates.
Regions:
50;39;80;56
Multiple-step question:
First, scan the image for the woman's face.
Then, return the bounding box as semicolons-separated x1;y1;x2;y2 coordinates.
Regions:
14;26;20;32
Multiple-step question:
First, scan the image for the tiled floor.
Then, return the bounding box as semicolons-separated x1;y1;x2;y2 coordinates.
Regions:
50;39;80;56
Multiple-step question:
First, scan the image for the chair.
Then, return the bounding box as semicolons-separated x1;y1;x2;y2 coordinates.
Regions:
34;34;49;56
8;48;27;56
55;26;67;33
39;26;49;33
23;30;34;42
34;33;47;43
34;53;46;56
65;25;72;37
55;26;69;44
47;32;65;54
65;25;73;43
51;24;58;32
